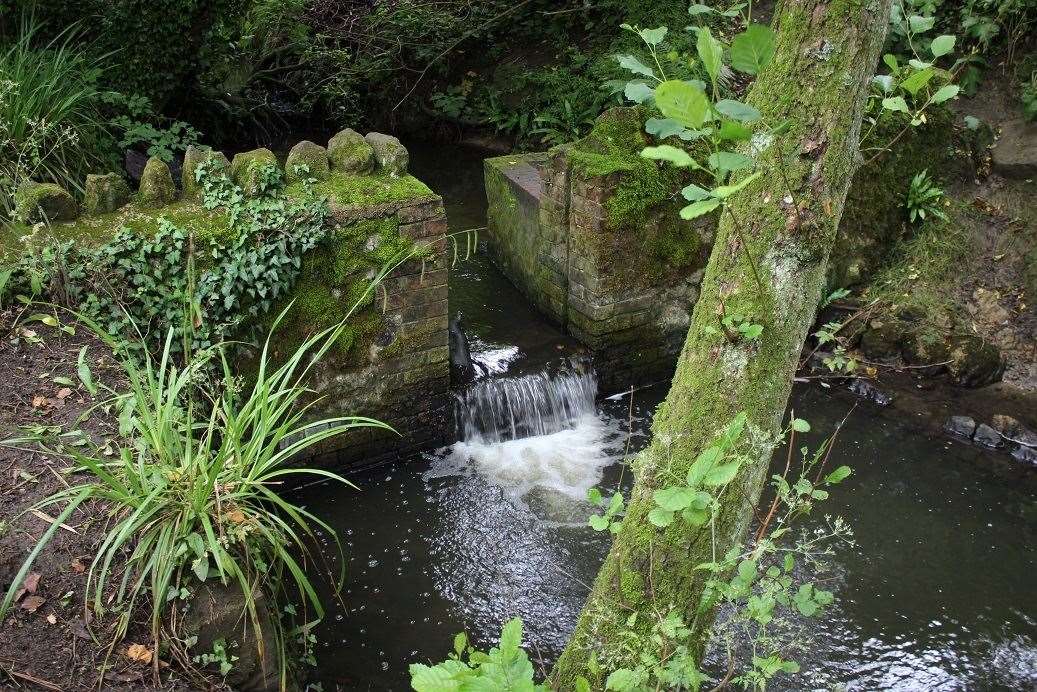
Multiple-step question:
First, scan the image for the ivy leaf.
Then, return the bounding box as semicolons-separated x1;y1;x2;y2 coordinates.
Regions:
616;54;656;79
714;99;761;122
696;26;724;84
680;198;721;219
882;96;909;113
639;27;668;46
642;144;697;167
730;24;775;75
931;84;960;103
654;80;710;129
929;34;955;58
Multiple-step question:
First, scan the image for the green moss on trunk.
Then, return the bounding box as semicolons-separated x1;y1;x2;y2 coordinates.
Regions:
552;0;891;686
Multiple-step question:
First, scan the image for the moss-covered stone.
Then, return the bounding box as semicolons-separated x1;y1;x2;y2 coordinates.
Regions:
83;173;131;215
14;182;78;223
327;129;375;175
182;145;230;200
230;148;280;198
948;335;1005;387
365;132;409;177
288;172;434;207
285;140;331;184
137;157;176;208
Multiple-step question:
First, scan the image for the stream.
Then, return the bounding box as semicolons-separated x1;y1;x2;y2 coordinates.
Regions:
297;142;1037;691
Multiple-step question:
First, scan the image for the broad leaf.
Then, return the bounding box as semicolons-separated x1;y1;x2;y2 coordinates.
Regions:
616;54;656;79
730;23;775;75
624;81;655;104
696;26;724;84
899;67;935;95
654;486;696;511
680;198;721;219
711;171;761;199
703;461;740;486
681;183;711;201
714;99;761;122
640;27;667;46
791;418;811;433
882;96;909;112
929;34;955;58
645;117;686;139
908;15;935;33
708;151;752;174
688;3;714;15
647;507;675;527
654;80;710;129
931;84;959;103
719;120;752;141
642;144;697;167
824;465;852;484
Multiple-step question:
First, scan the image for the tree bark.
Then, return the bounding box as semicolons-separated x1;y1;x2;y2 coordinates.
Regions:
552;0;890;686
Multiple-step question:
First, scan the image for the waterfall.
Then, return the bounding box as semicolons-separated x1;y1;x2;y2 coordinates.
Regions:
454;361;598;444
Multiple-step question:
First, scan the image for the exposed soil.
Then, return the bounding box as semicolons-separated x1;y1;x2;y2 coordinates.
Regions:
0;310;213;691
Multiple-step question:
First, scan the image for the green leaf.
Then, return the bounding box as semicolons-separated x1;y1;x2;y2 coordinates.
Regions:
708;151;752;174
680;198;721;219
654;486;696;511
645;118;686;139
696;26;723;84
824;465;852;484
730;24;775;75
624;81;655;104
681;183;711;201
642;144;697;167
654;80;710;129
718;120;752;141
640;27;667;46
929;34;955;58
882;96;909;113
711;171;761;199
589;515;610;531
499;617;522;655
587;487;603;504
77;346;98;395
931;84;960;103
453;632;467;657
688;3;715;15
409;663;462;692
647;507;675;527
606;668;639;691
714;99;761;122
616;54;656;79
908;15;935;33
899;67;935;95
791;418;811;433
192;555;209;582
703;461;740;486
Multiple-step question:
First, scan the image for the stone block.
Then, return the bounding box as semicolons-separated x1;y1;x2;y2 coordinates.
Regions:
83;173;130;215
285;140;331;184
137;156;176;208
328;128;375;174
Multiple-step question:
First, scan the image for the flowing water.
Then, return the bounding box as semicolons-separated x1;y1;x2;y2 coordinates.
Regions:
297;142;1037;691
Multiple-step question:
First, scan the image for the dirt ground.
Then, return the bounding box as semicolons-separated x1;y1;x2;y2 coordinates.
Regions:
0;310;215;691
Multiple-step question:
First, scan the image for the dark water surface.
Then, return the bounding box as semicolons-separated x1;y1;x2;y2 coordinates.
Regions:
297;142;1037;691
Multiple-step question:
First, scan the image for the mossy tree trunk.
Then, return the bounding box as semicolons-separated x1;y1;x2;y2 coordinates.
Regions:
552;0;890;686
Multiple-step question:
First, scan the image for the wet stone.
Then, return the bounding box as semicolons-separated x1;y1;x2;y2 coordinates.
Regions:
944;415;976;438
1011;445;1037;465
848;379;893;406
972;423;1003;448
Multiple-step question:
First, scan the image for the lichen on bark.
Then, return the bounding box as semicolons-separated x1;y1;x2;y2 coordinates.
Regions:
551;0;892;687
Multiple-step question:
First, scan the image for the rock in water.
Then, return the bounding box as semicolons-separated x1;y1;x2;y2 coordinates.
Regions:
285;140;331;184
230;148;280;197
137;156;176;208
83;173;131;215
848;379;893;406
182;145;230;200
327;128;374;174
14;182;78;222
947;335;1005;387
944;415;977;438
449;313;476;386
365;132;409;176
972;423;1003;448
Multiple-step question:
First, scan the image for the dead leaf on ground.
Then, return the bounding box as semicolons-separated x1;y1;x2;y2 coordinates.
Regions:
46;613;57;625
71;558;86;573
126;643;153;665
14;572;41;602
225;509;246;523
56;387;73;399
31;395;48;408
20;595;45;613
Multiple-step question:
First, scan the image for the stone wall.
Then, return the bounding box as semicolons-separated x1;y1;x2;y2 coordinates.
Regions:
5;131;451;469
484;107;981;392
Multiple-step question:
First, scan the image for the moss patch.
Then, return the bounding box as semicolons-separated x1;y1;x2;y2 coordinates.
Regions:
290;172;434;207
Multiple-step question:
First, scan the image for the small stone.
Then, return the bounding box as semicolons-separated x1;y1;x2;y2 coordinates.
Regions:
285;140;330;184
182;145;230;200
365;132;409;176
230;148;280;197
83;173;130;215
944;415;976;438
972;423;1003;448
947;335;1005;388
327;129;374;174
137;156;176;208
848;379;893;406
14;182;78;223
990;414;1021;438
1013;428;1037;448
1011;445;1037;465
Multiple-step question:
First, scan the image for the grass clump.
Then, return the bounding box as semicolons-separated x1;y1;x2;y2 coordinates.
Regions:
0;307;391;686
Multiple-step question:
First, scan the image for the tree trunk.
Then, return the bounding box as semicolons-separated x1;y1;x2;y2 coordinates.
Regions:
552;0;890;686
